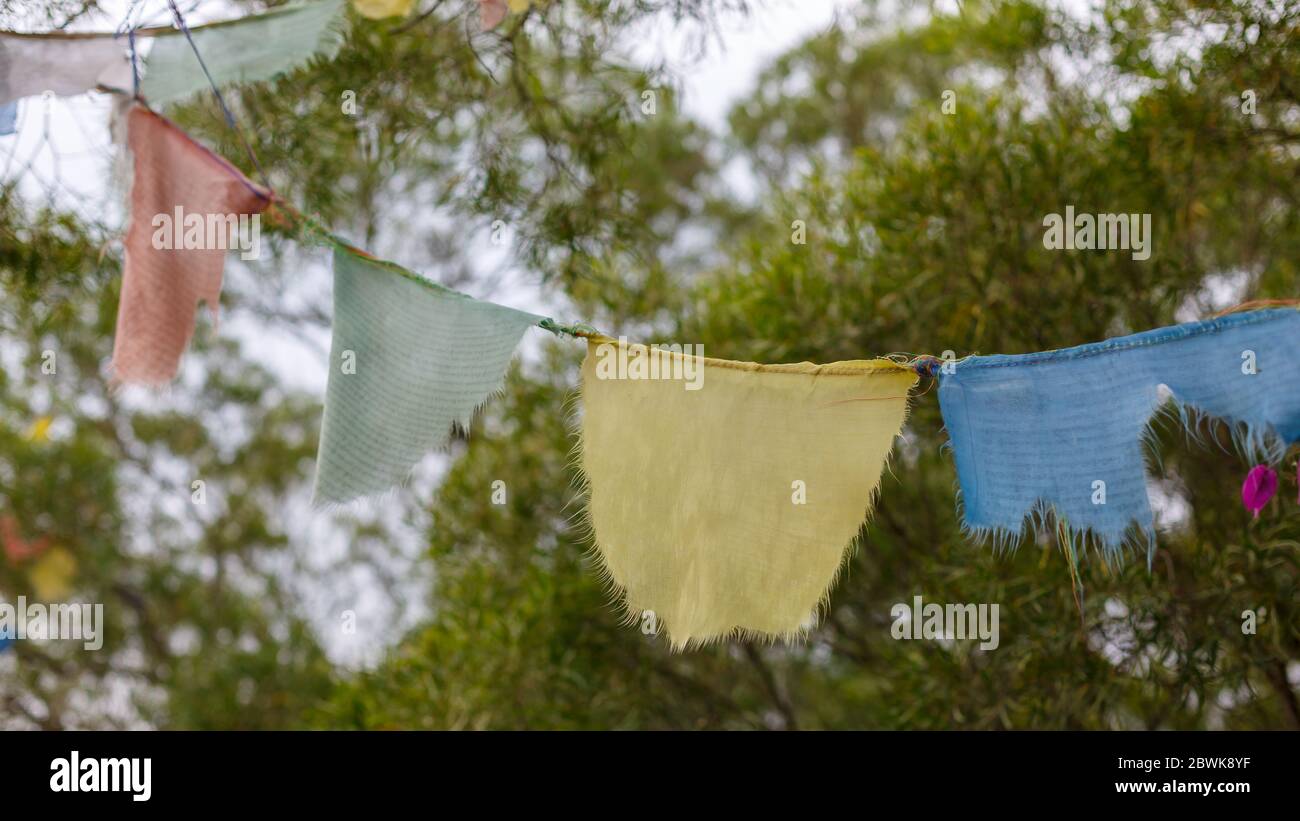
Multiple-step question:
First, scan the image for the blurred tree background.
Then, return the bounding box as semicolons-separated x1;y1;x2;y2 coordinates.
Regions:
1;0;1297;729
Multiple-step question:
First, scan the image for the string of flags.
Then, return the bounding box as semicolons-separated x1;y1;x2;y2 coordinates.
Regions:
2;2;1298;648
0;0;346;135
0;0;530;134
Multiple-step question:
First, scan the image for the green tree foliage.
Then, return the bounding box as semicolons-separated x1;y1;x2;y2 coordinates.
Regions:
2;0;1297;729
326;0;1300;730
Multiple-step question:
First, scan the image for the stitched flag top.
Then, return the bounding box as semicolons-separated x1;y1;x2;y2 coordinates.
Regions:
937;308;1300;557
580;337;916;649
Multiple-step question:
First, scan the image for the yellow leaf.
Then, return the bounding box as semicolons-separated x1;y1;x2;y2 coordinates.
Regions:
26;416;52;442
508;0;531;12
29;547;77;601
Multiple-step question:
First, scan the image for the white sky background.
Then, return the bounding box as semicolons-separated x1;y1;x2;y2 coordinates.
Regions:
0;0;854;668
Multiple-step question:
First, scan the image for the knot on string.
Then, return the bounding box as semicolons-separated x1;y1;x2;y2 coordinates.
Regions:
163;0;271;191
913;355;944;378
539;318;599;339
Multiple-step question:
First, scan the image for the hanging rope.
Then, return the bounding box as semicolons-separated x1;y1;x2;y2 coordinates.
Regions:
162;0;271;190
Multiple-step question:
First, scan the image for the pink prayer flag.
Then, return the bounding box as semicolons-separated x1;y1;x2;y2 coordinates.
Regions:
1;514;49;565
479;0;508;30
111;104;270;385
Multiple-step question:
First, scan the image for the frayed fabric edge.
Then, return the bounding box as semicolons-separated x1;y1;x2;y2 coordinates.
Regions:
948;391;1296;599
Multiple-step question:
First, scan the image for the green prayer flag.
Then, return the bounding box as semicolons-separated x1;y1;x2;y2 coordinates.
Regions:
140;0;345;106
313;247;543;506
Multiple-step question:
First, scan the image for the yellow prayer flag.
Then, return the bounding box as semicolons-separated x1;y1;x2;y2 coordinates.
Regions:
352;0;416;20
579;337;916;649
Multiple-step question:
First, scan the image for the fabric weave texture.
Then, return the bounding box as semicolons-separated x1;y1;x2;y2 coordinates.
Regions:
580;338;916;649
312;248;542;506
111;104;270;385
